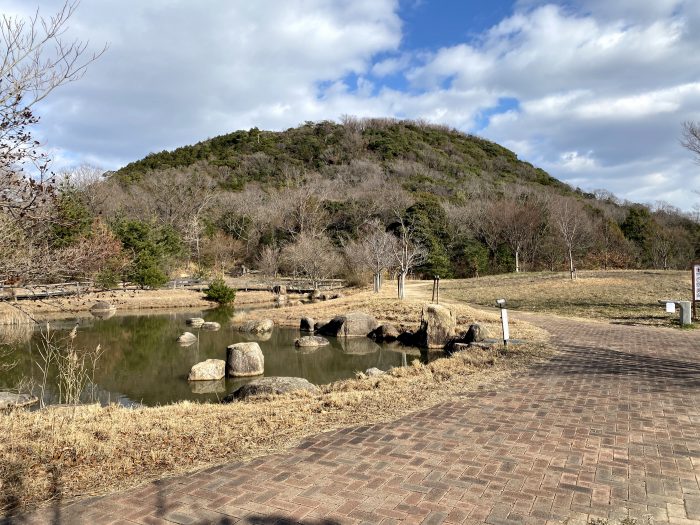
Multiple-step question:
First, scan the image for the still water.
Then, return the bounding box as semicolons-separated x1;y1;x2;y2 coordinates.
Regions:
0;308;427;407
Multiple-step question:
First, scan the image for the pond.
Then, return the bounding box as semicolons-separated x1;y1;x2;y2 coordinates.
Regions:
0;308;429;407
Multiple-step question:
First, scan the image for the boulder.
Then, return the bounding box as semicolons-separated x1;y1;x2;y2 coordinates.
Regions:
188;359;226;381
365;367;385;377
369;323;400;342
223;377;319;402
226;342;264;377
317;312;378;338
90;301;116;318
0;392;38;410
294;335;329;348
272;284;287;295
308;289;322;301
274;294;287;305
186;317;205;328
239;319;274;334
314;320;329;332
201;321;221;331
466;323;487;343
397;330;418;346
300;316;315;332
177;331;198;344
415;304;456;349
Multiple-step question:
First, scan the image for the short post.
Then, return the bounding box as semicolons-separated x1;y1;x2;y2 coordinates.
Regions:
436;275;440;305
496;299;509;347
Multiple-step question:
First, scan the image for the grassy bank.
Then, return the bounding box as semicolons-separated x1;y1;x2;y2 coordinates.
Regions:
439;270;692;327
0;339;552;516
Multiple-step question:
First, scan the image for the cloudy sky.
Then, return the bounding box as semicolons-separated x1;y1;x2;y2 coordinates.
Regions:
6;0;700;210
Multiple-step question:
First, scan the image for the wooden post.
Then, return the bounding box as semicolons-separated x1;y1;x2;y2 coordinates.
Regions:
436;275;440;305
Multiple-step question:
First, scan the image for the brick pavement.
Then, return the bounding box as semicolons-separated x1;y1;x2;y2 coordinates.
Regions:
3;315;699;525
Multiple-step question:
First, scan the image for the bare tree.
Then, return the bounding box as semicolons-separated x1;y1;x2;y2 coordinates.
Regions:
681;121;700;162
390;217;427;300
499;198;545;273
257;245;281;277
343;219;397;292
280;233;342;288
1;2;106;216
547;196;591;280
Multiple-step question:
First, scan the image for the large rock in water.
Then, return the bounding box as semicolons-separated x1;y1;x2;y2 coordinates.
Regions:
299;316;315;332
0;392;38;410
226;342;264;377
368;323;400;342
177;332;198;344
223;377;319;402
201;321;221;331
294;335;329;348
415;304;457;349
317;312;378;338
188;359;226;381
186;317;205;328
238;319;274;334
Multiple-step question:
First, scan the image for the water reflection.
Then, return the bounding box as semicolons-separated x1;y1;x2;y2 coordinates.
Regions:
0;308;430;407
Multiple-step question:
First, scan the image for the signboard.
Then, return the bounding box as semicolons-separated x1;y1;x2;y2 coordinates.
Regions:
666;302;676;313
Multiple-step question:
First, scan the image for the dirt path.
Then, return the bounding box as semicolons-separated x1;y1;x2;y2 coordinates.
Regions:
8;295;700;524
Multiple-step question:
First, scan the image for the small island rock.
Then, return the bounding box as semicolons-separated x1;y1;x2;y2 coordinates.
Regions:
177;332;197;344
294;335;329;348
201;321;221;331
226;342;264;377
317;312;378;338
186;317;205;328
300;316;315;332
188;359;226;381
223;377;319;402
239;319;274;334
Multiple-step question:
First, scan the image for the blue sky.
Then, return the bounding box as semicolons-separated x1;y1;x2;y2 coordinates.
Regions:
4;0;700;211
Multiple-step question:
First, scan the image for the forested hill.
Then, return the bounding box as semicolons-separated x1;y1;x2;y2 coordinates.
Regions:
114;118;568;195
15;117;692;289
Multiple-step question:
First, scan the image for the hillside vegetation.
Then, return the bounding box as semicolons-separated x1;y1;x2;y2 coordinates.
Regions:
1;118;698;288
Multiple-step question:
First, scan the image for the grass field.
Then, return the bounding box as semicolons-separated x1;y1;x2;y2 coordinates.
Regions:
440;269;694;327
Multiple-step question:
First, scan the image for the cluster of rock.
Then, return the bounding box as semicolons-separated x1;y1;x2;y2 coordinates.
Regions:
296;304;490;353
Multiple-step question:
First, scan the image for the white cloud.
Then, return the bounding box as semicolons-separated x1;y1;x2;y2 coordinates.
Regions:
6;0;700;211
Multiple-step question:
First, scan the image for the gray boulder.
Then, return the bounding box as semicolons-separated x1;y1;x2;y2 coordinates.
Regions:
365;367;385;377
466;323;487;343
300;316;315;332
274;294;287;305
186;317;205;328
0;392;38;410
223;377;319;402
188;359;226;381
369;323;400;342
226;342;264;377
415;304;456;349
294;335;329;348
314;320;329;332
177;331;198;344
317;312;378;338
239;319;274;334
201;321;221;331
272;284;287;295
90;301;115;314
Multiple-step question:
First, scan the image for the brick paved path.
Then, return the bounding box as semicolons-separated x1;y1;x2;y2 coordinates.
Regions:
5;315;699;525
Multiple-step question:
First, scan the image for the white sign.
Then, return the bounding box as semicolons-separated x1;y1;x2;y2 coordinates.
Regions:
695;264;700;301
666;302;676;313
501;308;510;341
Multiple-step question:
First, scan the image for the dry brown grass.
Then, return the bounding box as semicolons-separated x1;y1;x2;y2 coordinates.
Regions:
0;339;552;515
439;270;693;327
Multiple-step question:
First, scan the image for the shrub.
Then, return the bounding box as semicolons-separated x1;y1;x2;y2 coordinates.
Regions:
204;278;236;305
